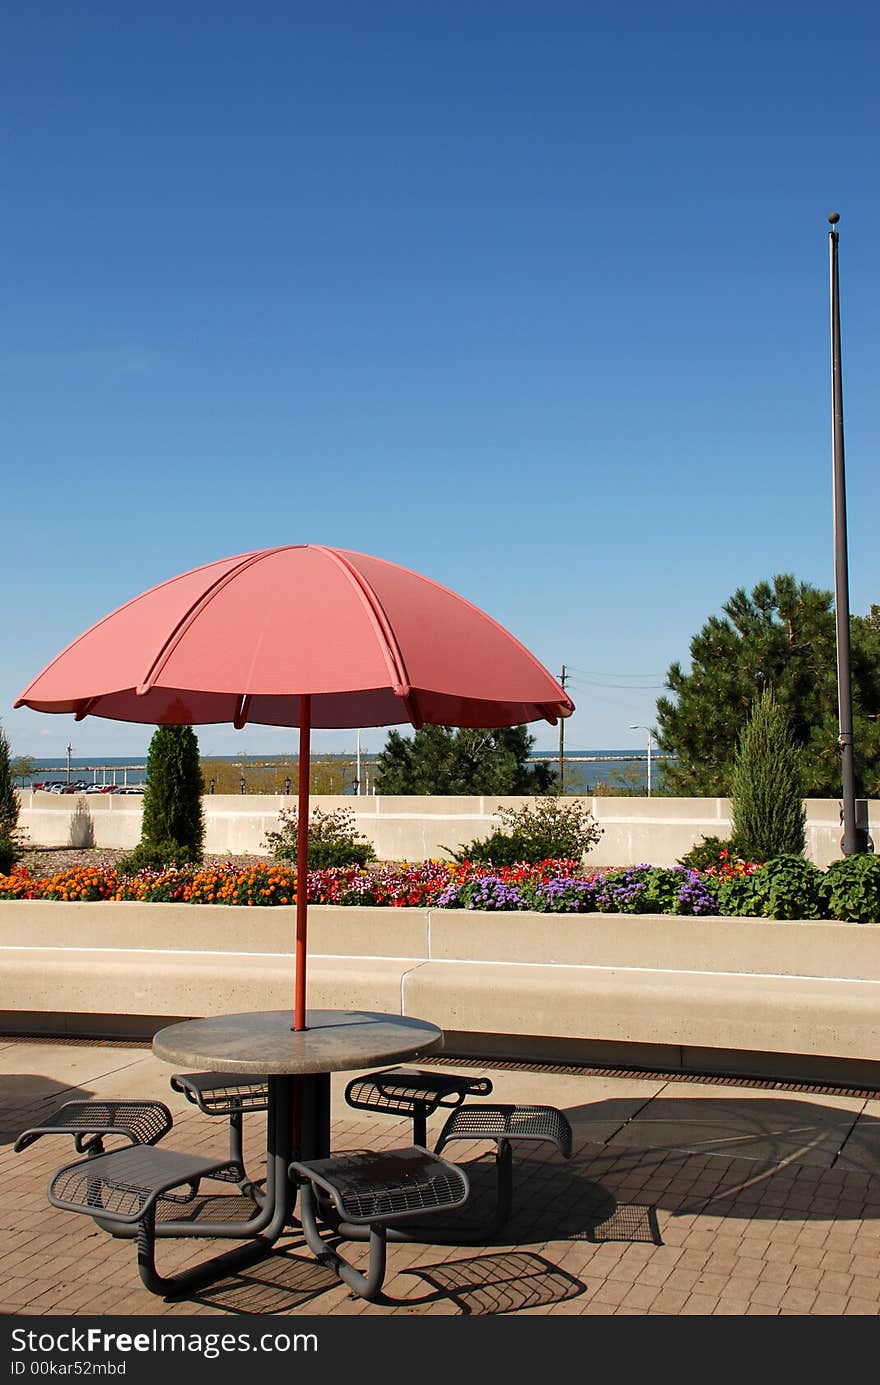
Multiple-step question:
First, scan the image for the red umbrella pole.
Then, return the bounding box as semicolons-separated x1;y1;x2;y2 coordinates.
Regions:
294;694;311;1031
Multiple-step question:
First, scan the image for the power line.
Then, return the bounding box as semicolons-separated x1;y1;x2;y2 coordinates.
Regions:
565;676;666;691
565;665;667;679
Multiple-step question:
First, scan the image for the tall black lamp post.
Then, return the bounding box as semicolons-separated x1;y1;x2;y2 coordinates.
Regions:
828;212;863;854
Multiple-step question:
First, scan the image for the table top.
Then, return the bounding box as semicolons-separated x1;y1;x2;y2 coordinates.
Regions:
152;1009;444;1076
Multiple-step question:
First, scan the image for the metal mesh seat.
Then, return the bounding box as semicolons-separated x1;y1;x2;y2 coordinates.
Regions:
435;1103;573;1159
169;1073;269;1185
291;1147;469;1225
344;1067;493;1145
14;1100;173;1155
48;1145;242;1225
290;1145;470;1301
169;1072;269;1116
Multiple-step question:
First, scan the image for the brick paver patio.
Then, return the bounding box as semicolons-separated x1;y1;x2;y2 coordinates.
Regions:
2;1037;879;1317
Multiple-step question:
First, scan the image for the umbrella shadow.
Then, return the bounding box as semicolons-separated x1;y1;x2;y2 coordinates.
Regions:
428;1092;880;1249
558;1093;880;1224
0;1075;95;1146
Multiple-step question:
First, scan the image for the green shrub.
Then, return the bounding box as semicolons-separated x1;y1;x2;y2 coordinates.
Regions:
263;805;376;869
0;838;17;875
677;836;741;871
821;854;880;924
139;725;205;863
714;854;825;920
449;798;602;865
117;840;195;875
753;855;825;919
0;723;21;844
729;687;806;862
711;871;766;917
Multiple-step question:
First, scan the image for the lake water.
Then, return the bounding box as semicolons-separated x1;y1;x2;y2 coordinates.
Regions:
21;749;674;794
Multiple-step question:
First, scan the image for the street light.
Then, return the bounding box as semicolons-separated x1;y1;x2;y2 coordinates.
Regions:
828;212;864;854
629;725;655;797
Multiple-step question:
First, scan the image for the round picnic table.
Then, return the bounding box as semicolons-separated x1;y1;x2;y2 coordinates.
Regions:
146;1007;445;1290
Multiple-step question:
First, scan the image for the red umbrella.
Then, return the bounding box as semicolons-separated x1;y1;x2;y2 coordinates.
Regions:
15;544;574;1029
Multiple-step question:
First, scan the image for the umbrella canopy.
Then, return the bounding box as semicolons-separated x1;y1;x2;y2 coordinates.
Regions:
16;544;574;1028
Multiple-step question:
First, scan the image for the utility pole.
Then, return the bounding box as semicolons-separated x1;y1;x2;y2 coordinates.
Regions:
828;212;862;854
66;742;72;785
557;666;567;793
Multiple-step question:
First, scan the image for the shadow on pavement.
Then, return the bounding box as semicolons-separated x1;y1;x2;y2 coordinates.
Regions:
0;1075;95;1146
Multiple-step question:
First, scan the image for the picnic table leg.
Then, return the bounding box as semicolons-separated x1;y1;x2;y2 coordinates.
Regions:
134;1079;297;1296
297;1179;388;1302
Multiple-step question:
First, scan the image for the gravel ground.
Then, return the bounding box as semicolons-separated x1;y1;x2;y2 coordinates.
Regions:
16;846;268;877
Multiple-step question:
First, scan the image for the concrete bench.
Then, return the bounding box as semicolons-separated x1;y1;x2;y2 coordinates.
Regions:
2;902;880;1086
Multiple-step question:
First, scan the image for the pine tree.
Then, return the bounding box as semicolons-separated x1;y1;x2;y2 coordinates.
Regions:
656;575;880;796
373;725;556;794
0;722;20;843
729;686;806;862
140;725;205;861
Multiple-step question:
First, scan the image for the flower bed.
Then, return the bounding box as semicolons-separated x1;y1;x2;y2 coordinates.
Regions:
1;852;878;922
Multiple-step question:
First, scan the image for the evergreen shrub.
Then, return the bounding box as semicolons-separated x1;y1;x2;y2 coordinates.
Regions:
677;836;744;870
128;725;205;870
117;840;195;875
0;723;21;844
729;687;806;861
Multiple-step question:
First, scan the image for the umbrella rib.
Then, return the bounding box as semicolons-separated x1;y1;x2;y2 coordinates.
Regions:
13;550;273;710
134;549;290;696
312;547;422;724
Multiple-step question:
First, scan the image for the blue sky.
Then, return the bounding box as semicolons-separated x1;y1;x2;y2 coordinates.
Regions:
3;1;877;761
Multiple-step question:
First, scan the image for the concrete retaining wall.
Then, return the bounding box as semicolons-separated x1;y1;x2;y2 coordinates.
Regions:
2;899;879;1085
19;791;872;869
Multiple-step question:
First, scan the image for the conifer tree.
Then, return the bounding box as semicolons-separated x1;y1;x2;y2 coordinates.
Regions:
729;686;806;862
374;725;556;794
0;722;20;844
140;725;205;861
656;575;880;796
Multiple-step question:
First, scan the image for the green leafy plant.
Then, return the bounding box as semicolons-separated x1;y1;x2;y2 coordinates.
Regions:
710;871;766;918
729;686;806;861
821;854;880;924
448;797;603;865
713;854;825;920
0;838;17;875
263;805;376;869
